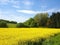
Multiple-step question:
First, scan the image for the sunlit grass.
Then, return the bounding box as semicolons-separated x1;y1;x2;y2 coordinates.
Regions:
0;28;60;45
7;23;17;28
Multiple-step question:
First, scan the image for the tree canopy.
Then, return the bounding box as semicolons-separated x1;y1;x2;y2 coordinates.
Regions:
0;21;8;28
47;12;60;28
0;12;60;28
34;13;49;27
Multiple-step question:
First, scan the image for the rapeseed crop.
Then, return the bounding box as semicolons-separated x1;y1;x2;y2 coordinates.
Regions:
0;28;60;45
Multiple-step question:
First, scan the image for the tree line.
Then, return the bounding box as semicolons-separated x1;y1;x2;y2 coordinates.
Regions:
0;12;60;28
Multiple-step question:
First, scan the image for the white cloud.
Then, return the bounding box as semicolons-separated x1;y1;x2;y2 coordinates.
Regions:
22;0;34;9
0;11;2;15
10;0;21;8
17;10;39;14
12;5;20;8
0;0;10;5
0;12;2;19
41;9;55;13
0;14;29;22
11;0;20;5
0;0;33;9
0;0;9;3
17;9;60;14
5;15;29;22
56;9;60;12
0;0;20;8
22;1;33;6
0;11;29;22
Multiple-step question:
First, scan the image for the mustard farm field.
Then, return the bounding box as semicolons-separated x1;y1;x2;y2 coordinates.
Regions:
0;28;60;45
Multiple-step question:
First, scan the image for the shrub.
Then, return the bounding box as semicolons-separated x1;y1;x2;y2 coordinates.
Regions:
17;23;29;28
0;21;8;28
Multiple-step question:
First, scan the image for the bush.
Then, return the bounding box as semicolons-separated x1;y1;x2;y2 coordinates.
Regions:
17;23;29;28
24;18;38;27
30;21;38;27
0;21;8;28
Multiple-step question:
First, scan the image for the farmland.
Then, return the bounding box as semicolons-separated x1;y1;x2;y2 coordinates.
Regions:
7;23;17;28
0;28;60;45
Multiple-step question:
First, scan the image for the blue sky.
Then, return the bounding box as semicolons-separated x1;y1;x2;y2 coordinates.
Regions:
0;0;60;22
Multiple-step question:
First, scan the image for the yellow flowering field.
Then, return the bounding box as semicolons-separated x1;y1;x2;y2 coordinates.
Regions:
0;28;60;45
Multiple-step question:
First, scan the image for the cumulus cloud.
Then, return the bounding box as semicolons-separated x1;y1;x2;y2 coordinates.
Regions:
5;14;29;22
0;0;20;8
17;9;60;14
0;11;29;22
11;0;33;9
22;0;34;9
12;5;20;8
0;12;2;19
17;10;39;14
0;0;10;5
0;14;26;22
22;1;33;6
0;0;33;9
10;0;21;8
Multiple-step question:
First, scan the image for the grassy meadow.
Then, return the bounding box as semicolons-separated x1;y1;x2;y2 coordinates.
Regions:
0;28;60;45
7;23;17;28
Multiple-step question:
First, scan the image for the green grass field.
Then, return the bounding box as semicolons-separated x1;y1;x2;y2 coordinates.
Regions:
7;23;17;28
42;33;60;45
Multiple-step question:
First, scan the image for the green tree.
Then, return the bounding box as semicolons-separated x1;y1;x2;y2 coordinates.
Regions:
24;18;38;27
34;13;49;27
0;19;9;23
0;21;8;28
24;18;34;25
17;23;28;28
47;12;60;28
30;21;38;27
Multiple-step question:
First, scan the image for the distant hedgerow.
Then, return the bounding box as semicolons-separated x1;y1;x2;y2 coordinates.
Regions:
0;21;8;28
